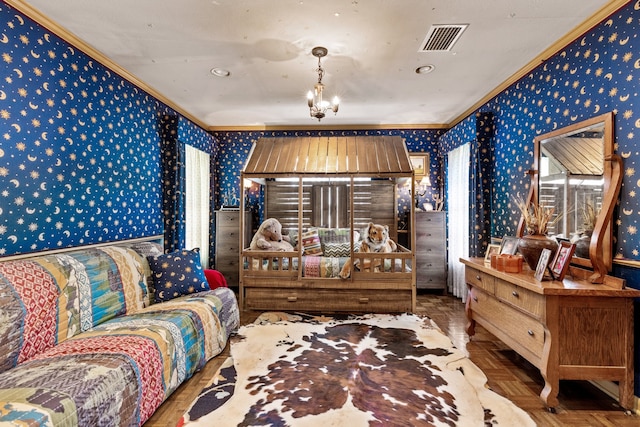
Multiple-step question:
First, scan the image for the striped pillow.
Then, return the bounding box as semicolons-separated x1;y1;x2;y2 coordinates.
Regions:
301;229;323;256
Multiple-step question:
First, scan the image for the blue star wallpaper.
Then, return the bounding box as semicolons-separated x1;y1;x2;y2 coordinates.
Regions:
212;128;444;232
0;4;214;256
440;1;640;266
3;1;640;270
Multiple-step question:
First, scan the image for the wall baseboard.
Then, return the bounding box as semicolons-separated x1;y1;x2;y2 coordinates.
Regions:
590;380;638;414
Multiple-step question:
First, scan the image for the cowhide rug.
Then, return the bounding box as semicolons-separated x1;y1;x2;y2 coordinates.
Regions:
180;312;535;426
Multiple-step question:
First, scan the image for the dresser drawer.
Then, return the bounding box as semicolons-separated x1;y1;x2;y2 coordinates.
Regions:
416;274;446;289
494;279;545;319
416;212;445;227
416;240;445;253
416;254;445;270
216;253;238;268
217;211;241;225
245;288;413;312
465;267;495;294
217;226;241;239
469;287;544;361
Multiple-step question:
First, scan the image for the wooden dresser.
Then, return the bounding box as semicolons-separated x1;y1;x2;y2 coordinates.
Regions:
461;257;640;410
215;210;251;287
415;211;447;290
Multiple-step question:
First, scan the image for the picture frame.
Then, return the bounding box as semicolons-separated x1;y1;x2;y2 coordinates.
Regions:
499;236;519;255
550;241;576;281
484;244;501;264
534;248;553;281
409;153;430;179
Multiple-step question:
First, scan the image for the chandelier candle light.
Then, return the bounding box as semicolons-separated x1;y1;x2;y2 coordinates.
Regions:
307;46;339;121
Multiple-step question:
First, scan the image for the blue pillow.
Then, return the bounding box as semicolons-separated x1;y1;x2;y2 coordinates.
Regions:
148;248;209;302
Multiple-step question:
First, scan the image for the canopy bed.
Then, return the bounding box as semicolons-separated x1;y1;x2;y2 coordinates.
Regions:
239;136;417;313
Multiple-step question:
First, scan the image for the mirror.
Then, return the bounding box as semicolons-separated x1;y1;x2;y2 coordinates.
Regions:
520;112;623;284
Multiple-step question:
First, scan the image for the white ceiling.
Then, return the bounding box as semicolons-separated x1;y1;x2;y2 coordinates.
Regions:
23;0;612;128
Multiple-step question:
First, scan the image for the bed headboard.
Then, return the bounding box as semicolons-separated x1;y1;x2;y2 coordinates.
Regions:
266;180;397;241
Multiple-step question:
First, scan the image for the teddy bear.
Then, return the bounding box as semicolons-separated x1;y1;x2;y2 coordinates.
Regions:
249;217;295;251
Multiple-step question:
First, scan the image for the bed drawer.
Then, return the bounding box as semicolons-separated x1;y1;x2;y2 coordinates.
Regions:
244;288;413;313
469;287;544;362
494;279;545;319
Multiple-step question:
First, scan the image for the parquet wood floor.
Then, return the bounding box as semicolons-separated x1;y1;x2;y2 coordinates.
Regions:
144;291;639;426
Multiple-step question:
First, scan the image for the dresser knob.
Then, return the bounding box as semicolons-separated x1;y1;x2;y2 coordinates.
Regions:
473;296;478;302
527;330;534;336
476;275;481;281
512;291;519;297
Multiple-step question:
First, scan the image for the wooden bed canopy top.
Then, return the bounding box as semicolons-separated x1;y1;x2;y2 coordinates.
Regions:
242;136;414;177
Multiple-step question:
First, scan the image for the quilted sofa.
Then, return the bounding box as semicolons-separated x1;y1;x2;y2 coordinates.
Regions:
0;241;240;426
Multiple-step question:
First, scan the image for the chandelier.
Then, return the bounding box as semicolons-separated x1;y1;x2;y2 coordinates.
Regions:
307;46;339;121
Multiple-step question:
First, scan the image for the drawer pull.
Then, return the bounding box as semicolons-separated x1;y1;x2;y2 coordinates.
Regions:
527;330;534;336
359;297;370;304
287;296;298;302
473;296;478;302
476;275;481;281
512;290;519;298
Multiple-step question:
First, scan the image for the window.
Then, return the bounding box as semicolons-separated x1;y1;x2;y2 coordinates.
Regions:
185;145;210;267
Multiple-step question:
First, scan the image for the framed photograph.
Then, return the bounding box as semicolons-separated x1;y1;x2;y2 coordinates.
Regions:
409;153;430;179
534;248;553;281
550;241;576;281
499;236;519;255
484;244;501;264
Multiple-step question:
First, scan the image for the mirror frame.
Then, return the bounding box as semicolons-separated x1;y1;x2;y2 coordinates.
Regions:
517;112;622;284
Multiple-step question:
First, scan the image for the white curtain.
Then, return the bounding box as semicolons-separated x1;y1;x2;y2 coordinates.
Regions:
185;145;210;267
447;143;470;301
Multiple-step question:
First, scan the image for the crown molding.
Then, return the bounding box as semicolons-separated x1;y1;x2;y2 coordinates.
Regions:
8;0;629;133
6;0;209;130
449;0;631;128
208;123;449;132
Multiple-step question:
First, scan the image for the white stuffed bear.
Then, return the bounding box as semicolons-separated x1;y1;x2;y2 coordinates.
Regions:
250;218;295;251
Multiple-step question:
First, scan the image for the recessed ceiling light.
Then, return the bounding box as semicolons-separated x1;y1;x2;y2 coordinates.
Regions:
415;64;435;74
210;68;231;77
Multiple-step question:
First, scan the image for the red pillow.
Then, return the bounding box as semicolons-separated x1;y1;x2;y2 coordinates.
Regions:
203;269;228;289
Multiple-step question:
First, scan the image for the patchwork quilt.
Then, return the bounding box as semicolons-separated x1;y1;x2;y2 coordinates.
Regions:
0;242;240;426
0;290;235;426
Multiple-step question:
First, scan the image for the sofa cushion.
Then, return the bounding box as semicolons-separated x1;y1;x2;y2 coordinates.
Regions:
148;248;209;302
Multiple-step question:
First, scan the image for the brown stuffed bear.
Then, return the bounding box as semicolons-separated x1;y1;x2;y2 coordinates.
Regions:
250;218;294;251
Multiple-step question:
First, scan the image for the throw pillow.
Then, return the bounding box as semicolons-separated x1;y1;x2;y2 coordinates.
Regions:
148;248;209;302
204;269;228;289
322;242;352;257
317;228;360;244
301;228;323;256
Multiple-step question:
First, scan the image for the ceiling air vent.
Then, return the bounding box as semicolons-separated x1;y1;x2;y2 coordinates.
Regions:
419;24;468;52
